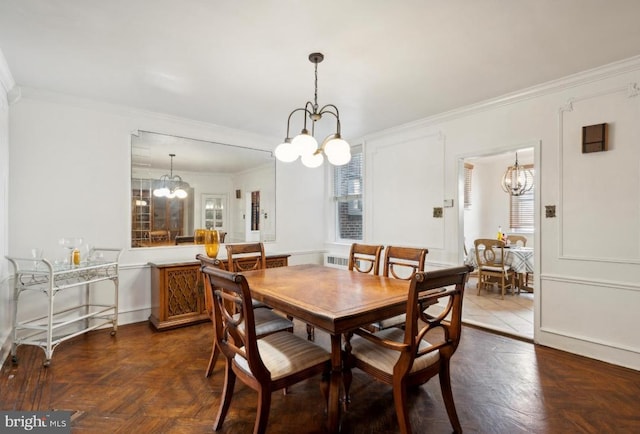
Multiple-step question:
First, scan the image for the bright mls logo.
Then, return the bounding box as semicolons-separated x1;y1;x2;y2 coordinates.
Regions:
1;411;71;433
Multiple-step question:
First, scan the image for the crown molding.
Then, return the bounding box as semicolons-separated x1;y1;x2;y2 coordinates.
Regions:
0;49;17;109
0;49;16;96
363;55;640;142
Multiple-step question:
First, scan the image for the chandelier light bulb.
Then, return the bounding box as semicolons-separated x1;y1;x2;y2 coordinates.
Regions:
324;136;351;166
174;188;188;199
301;151;324;168
274;140;299;162
292;130;318;157
153;186;169;197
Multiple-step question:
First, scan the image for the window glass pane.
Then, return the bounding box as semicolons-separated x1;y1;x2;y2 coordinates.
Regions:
334;146;363;241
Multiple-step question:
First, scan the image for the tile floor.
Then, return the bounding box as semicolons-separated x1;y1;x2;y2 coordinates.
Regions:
461;277;534;341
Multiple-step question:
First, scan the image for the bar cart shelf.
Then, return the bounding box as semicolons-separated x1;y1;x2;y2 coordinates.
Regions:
6;248;123;366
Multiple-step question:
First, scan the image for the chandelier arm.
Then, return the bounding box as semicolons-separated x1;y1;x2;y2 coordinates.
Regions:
318;104;341;134
286;107;313;136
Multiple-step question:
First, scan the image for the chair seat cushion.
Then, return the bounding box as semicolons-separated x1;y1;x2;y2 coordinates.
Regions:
237;308;293;337
235;331;330;381
370;313;406;331
480;265;510;273
350;328;440;375
251;298;268;309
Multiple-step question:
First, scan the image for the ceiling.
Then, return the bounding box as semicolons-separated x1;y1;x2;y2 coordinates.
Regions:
2;0;640;149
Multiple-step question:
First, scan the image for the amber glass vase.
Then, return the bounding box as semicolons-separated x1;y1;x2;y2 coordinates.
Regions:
194;229;206;245
204;230;220;258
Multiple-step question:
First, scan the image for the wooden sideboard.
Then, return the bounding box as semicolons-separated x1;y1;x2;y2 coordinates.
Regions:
149;254;290;330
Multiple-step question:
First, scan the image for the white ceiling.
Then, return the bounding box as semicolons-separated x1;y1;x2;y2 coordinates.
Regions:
2;0;640;147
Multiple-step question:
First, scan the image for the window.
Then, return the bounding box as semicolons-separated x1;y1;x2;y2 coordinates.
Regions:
464;162;474;209
333;145;363;240
510;165;534;231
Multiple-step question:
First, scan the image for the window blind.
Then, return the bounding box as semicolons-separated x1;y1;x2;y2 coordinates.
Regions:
464;162;474;209
509;165;534;230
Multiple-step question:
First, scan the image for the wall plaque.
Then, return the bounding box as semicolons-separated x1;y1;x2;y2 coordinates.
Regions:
582;123;608;153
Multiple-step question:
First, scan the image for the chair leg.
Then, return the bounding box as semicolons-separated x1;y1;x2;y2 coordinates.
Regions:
392;379;411;434
306;324;315;341
439;360;462;434
214;361;236;431
254;387;272;434
205;341;220;377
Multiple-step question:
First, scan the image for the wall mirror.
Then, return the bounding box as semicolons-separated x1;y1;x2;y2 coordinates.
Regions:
130;131;276;248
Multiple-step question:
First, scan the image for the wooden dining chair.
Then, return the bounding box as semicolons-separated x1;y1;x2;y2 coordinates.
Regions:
343;265;473;434
348;243;384;275
382;245;428;280
197;254;293;378
474;238;515;299
225;242;303;335
367;245;428;332
508;234;527;247
226;242;267;272
202;265;331;434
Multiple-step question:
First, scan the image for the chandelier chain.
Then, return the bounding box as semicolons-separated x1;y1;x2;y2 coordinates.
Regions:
313;60;319;113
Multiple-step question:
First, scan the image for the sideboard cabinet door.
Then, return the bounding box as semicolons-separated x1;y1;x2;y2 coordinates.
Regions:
149;262;208;330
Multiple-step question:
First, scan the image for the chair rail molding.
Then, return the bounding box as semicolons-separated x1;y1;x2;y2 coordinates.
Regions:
538;273;640;370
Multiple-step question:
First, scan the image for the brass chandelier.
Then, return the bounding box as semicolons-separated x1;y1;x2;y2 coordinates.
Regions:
274;52;351;168
501;152;533;196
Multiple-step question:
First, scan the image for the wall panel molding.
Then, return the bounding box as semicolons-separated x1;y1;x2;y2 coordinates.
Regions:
368;132;445;248
557;83;640;263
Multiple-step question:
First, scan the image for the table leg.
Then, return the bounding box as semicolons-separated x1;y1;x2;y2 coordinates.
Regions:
328;333;342;433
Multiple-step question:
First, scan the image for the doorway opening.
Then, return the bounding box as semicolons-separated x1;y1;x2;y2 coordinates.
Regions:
458;143;538;341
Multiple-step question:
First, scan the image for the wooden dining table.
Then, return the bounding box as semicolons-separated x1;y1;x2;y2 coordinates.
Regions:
241;263;413;433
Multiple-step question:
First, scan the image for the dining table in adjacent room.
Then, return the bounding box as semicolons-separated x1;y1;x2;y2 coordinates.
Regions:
465;245;534;291
241;263;413;433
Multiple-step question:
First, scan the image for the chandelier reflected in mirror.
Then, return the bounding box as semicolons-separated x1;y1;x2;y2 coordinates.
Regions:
153;153;189;199
274;52;351;168
501;152;533;196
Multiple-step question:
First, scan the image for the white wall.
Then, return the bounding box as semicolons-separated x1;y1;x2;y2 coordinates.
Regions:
4;89;325;337
354;57;640;370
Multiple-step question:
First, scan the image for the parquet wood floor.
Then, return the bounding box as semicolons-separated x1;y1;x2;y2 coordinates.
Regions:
1;320;639;433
